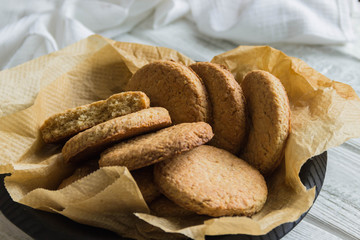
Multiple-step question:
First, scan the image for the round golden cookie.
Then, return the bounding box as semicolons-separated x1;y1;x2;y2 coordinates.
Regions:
131;166;161;204
62;107;171;164
126;61;211;124
99;122;213;171
190;62;247;154
149;196;194;217
154;145;268;217
241;70;291;176
40;91;150;143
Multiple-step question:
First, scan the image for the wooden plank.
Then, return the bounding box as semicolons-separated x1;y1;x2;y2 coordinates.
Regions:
285;138;360;239
303;139;360;239
283;218;341;240
0;212;32;240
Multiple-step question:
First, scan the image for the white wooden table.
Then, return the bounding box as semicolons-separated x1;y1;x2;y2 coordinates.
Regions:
1;13;360;240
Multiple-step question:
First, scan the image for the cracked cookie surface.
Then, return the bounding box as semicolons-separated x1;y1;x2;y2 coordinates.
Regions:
154;145;267;217
126;61;211;124
190;62;247;154
62;107;171;164
99;122;213;170
40;91;150;143
241;70;290;176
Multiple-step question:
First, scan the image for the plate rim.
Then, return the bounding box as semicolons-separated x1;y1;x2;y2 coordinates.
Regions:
0;151;327;240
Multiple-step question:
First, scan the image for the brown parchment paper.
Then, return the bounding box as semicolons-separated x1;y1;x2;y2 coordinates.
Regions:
1;35;360;240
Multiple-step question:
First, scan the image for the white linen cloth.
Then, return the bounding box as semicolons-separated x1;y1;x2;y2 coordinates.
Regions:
0;0;357;70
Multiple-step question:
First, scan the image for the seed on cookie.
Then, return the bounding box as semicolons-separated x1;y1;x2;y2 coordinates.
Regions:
154;145;268;217
40;91;150;143
190;62;247;154
240;70;291;176
126;61;211;124
99;122;214;170
62;107;172;164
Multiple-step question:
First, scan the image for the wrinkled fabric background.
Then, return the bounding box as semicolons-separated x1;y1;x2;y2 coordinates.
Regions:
0;0;356;70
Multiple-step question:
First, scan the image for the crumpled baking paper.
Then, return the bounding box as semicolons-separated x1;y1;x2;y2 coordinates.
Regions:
1;35;360;240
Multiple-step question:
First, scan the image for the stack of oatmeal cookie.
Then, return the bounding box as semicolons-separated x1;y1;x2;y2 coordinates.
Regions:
40;60;290;218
